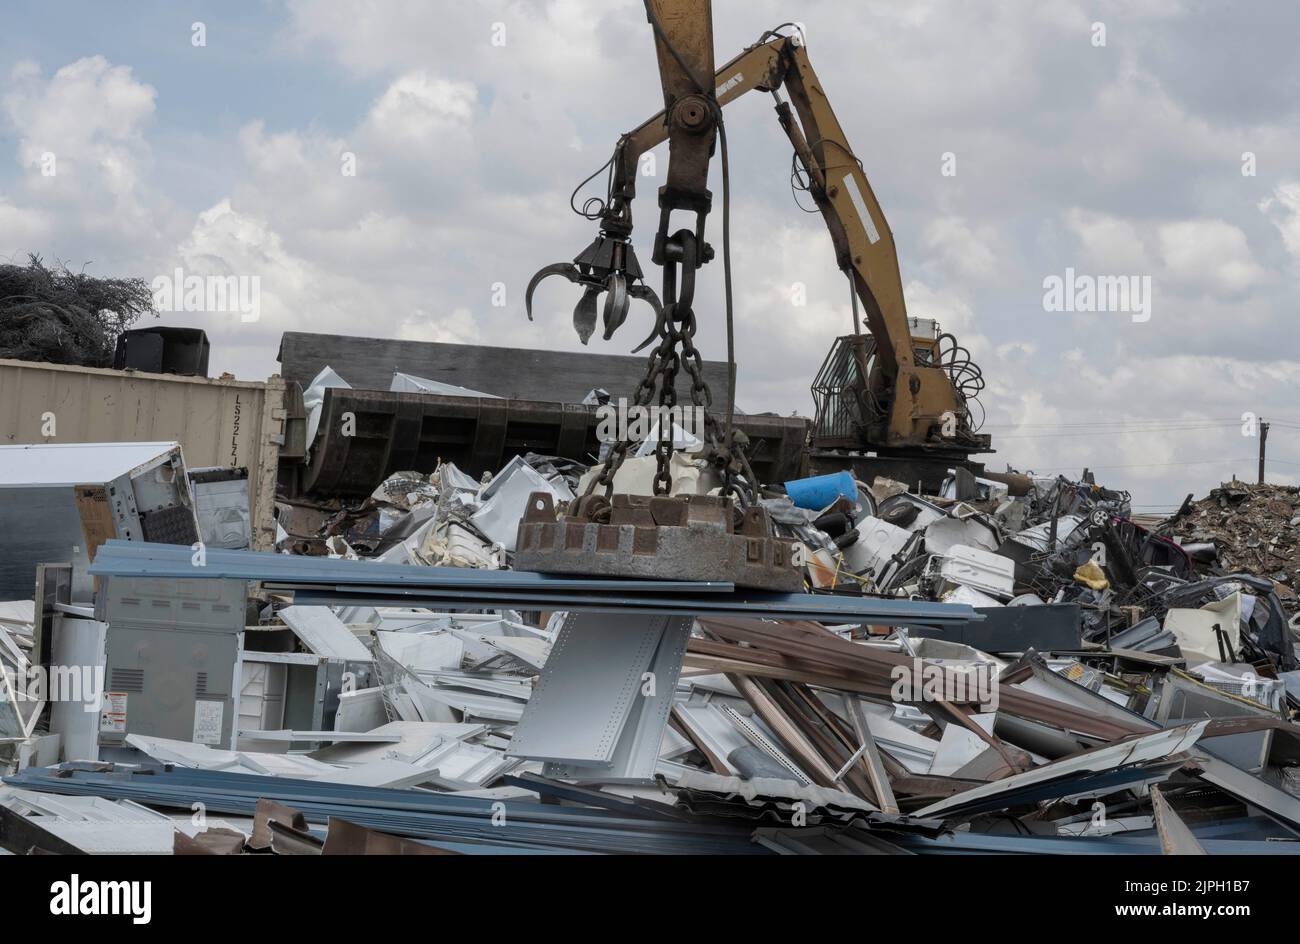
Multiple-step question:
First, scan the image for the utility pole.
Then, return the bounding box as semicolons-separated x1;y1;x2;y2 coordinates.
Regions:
1258;417;1270;485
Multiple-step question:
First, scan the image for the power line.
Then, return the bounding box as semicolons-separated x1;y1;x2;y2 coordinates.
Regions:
982;415;1242;426
995;424;1238;440
982;420;1240;430
987;417;1300;431
1030;457;1255;472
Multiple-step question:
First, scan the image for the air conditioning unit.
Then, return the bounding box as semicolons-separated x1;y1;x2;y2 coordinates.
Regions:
95;575;245;756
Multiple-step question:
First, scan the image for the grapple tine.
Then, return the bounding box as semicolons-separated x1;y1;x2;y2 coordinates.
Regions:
627;283;665;352
524;262;582;321
628;282;663;319
573;285;602;345
601;272;629;341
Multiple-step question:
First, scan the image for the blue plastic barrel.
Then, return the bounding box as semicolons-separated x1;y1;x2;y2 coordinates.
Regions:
784;470;857;510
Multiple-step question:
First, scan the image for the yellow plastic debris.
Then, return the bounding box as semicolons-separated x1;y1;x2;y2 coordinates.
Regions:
1073;559;1109;591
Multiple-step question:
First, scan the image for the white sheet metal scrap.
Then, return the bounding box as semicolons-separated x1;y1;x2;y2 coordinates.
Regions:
87;540;981;626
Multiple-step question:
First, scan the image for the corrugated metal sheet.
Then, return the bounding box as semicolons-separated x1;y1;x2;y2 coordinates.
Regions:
5;765;769;855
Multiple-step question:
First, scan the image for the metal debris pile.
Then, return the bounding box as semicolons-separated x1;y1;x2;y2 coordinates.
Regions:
275;455;576;565
1169;480;1300;603
767;469;1298;673
6;586;1300;853
3;384;1300;854
4;459;1300;853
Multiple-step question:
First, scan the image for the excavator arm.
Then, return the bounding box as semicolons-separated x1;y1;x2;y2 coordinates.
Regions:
528;19;990;458
603;37;786;233
615;34;988;453
607;37;912;369
643;0;716;223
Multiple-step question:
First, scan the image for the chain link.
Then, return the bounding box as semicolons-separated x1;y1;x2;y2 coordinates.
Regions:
587;232;756;503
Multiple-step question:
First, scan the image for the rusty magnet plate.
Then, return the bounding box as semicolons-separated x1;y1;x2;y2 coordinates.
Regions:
514;491;803;592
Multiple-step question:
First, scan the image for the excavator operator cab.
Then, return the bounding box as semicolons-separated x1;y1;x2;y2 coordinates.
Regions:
810;319;988;454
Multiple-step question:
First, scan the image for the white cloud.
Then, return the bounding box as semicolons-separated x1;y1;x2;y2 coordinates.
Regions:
1061;210;1268;301
0;201;52;259
1158;219;1266;294
996;340;1038;358
397;307;483;345
921;216;1001;281
156;199;373;375
1261;181;1300;265
364;73;477;147
3;56;155;205
1;55;167;257
1065;208;1151;272
3;56;154;168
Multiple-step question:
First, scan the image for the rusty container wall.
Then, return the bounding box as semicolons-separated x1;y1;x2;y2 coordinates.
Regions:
0;358;285;550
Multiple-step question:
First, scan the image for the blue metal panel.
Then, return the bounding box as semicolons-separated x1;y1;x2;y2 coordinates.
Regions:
88;540;981;625
88;540;733;593
4;764;769;855
286;587;977;624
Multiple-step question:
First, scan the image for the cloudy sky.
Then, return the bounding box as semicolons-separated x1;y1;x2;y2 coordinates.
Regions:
3;0;1299;510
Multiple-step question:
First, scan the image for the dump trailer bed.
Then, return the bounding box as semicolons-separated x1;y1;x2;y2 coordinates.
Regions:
290;388;808;498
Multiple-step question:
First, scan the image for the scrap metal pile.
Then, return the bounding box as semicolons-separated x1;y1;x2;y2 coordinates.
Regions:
4;448;1300;855
273;453;1300;675
1168;480;1300;606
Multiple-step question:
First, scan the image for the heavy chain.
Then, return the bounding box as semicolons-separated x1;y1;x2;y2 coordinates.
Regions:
588;309;681;496
587;230;755;502
653;335;681;495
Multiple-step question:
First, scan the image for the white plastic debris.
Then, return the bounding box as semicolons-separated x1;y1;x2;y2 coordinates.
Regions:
302;365;351;449
470;456;574;552
841;517;913;580
927;544;1016;600
390;370;500;399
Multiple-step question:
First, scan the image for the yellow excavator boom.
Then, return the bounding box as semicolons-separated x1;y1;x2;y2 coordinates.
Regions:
598;30;989;454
